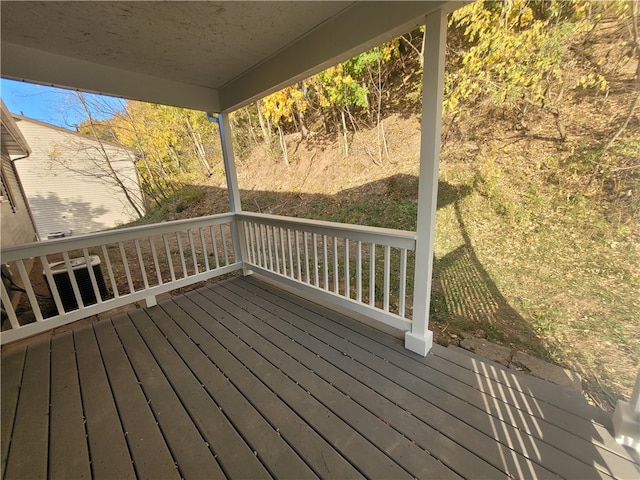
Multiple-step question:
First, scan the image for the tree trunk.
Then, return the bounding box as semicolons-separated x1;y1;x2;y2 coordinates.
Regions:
277;125;289;165
168;145;183;172
185;115;212;175
341;109;349;157
297;108;309;139
633;0;640;78
257;100;273;148
245;106;260;145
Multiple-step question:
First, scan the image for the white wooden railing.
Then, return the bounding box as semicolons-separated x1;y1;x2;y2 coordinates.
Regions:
1;212;416;344
238;213;416;331
0;213;239;344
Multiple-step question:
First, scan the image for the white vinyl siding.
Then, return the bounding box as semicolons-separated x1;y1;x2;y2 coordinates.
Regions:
13;118;144;238
0;155;37;247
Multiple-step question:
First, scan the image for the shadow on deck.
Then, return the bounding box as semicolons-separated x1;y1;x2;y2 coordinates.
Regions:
1;276;638;479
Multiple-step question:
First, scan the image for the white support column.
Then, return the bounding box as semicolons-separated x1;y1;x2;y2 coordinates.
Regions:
613;371;640;452
218;112;251;275
219;112;242;213
405;9;447;356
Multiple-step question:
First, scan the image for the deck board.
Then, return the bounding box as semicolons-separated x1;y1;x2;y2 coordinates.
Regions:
1;275;638;480
437;344;612;424
0;346;25;474
112;313;227;479
128;308;272;480
175;292;412;480
224;278;561;479
93;320;180;479
49;332;91;479
74;323;136;480
148;300;319;480
160;297;363;480
3;337;50;480
186;288;457;480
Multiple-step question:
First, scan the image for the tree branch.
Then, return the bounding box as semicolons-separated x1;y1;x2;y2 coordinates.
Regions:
596;89;640;162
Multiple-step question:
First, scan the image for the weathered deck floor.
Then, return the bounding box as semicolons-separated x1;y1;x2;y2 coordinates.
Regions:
2;276;638;479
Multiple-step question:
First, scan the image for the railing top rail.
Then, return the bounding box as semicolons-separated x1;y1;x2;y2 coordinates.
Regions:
1;211;416;264
1;212;235;262
237;212;416;250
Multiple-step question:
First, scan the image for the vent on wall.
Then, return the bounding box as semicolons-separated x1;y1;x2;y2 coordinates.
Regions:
45;256;108;313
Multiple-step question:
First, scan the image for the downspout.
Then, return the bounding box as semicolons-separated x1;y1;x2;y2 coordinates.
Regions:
10;152;40;242
207;112;250;275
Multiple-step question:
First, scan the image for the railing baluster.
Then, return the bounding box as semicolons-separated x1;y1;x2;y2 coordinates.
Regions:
251;223;262;266
322;235;329;291
295;230;302;281
273;227;281;274
119;242;135;294
247;222;257;265
303;232;310;283
287;229;294;279
267;225;274;271
209;226;220;269
163;234;176;282
176;231;188;279
41;255;66;311
260;224;268;269
133;241;149;290
344;238;350;299
399;248;407;318
280;227;287;276
333;236;339;295
100;245;120;297
313;233;319;287
218;224;228;265
187;229;199;275
0;281;20;328
248;222;256;265
383;245;391;312
356;241;362;302
149;237;163;286
199;228;210;272
63;251;86;308
369;243;376;307
83;248;104;303
15;259;43;321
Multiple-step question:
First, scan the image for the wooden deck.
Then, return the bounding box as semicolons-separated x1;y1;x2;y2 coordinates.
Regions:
2;276;638;479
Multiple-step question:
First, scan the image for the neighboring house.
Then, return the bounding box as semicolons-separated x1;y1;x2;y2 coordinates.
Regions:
1;100;37;247
12;115;144;238
1;99;38;307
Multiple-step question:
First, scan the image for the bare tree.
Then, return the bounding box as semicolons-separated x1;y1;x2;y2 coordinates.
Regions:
50;92;146;218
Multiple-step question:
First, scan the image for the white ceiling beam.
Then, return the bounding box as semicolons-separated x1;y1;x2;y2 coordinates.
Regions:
1;42;220;112
218;1;454;112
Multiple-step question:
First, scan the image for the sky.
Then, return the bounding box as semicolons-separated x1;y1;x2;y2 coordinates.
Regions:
1;78;125;130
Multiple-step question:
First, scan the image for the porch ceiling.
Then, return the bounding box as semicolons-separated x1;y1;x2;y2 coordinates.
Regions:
1;1;457;113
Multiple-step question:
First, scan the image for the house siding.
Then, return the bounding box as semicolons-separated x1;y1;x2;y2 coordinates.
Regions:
13;118;144;238
0;155;37;248
1;154;38;307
